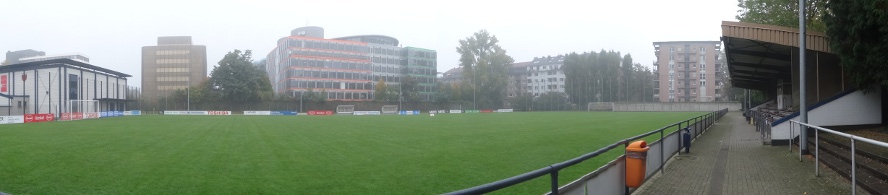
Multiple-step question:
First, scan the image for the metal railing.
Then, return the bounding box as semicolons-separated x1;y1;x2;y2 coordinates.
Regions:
747;110;772;144
446;108;729;195
789;120;888;195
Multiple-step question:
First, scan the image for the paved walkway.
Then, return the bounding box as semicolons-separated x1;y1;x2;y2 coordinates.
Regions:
635;112;861;195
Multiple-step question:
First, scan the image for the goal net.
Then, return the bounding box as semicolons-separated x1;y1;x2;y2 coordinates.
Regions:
381;105;398;114
336;105;355;114
587;102;615;112
64;100;100;121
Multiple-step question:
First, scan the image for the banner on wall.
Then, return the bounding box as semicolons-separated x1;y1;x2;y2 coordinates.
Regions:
244;111;272;115
24;114;54;123
449;110;462;114
497;109;514;113
1;116;24;124
271;111;297;115
307;110;334;116
164;111;230;115
480;109;493;113
353;111;381;115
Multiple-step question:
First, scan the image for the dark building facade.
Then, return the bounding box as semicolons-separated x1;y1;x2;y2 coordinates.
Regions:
141;36;207;104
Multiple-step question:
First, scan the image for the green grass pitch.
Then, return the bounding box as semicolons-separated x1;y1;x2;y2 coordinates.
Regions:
0;112;703;194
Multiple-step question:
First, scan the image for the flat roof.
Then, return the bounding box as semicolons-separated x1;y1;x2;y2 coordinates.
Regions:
0;58;131;77
721;21;833;90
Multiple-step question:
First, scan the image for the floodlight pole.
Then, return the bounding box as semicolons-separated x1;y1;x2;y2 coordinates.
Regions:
798;0;809;153
187;66;191;111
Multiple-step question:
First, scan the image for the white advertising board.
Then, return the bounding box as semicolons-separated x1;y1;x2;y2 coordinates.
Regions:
244;111;272;115
353;111;381;115
449;110;463;114
497;109;514;113
4;116;24;124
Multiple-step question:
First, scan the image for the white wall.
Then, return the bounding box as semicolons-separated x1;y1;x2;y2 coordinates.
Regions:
771;89;882;140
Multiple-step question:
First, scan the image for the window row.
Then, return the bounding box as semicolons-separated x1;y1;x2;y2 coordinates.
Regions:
157;85;187;90
156;68;189;72
294;90;372;100
288;59;373;71
371;47;402;56
289;70;372;81
157;77;189;82
156;59;190;64
289;80;374;90
290;49;368;61
156;50;189;55
406;67;435;76
411;50;436;59
372;56;404;65
410;59;436;67
287;39;368;53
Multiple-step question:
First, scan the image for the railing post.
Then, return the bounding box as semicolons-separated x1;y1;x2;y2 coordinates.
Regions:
851;138;856;195
799;123;803;162
815;126;819;177
550;166;559;195
660;129;664;174
790;121;794;153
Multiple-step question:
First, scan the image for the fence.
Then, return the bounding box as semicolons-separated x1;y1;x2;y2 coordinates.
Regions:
789;120;888;195
128;100;472;115
747;110;773;144
446;108;729;195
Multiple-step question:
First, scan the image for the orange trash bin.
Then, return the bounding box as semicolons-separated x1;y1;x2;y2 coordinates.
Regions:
625;140;649;188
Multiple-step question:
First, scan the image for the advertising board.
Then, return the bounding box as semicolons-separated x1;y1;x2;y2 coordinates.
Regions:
353;111;381;115
449;110;462;114
497;109;514;113
307;110;334;116
244;111;271;115
4;116;24;124
25;113;54;123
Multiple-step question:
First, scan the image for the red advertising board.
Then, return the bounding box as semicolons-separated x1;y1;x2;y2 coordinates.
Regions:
25;114;54;123
480;109;494;113
307;110;334;116
1;74;7;93
61;113;70;120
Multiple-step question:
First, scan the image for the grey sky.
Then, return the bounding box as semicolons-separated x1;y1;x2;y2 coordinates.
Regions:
0;0;738;88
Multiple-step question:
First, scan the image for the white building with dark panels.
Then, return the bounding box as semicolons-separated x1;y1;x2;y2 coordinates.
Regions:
0;58;131;116
527;55;566;96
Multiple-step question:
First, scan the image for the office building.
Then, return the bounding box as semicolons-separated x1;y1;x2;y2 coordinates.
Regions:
266;26;437;101
652;41;724;102
141;36;207;103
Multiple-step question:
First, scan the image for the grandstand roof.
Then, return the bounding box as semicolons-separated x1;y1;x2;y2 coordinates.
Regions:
721;21;834;90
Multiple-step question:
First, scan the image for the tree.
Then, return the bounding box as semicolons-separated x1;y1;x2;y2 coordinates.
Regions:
401;76;420;101
509;93;534;111
374;79;400;102
736;0;828;31
209;50;274;103
534;92;569;111
621;54;634;102
457;30;514;109
824;0;888;90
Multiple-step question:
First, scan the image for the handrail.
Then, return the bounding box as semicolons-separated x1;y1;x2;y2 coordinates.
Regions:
445;108;729;195
789;120;888;195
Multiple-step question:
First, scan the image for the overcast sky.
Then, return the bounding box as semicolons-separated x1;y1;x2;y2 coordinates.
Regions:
0;0;738;88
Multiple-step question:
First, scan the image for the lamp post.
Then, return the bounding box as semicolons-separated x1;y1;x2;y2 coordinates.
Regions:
473;63;477;110
187;66;191;111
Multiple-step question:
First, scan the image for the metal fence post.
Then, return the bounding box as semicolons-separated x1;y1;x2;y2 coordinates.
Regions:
790;121;794;153
815;127;819;176
660;129;664;174
678;123;683;154
851;138;856;195
550;166;559;195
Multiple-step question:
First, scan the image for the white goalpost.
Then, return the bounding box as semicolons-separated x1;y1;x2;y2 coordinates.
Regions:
65;100;100;121
381;105;398;114
336;105;355;114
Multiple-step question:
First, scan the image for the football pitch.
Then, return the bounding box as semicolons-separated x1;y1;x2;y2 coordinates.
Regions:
0;112;703;194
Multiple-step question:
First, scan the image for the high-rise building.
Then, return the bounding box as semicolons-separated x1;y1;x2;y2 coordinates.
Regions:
266;26;437;101
141;36;207;103
4;49;45;65
652;41;724;102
